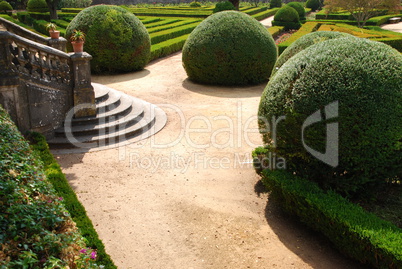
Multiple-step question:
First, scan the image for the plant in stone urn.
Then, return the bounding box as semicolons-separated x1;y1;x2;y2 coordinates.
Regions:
46;22;60;39
70;29;85;53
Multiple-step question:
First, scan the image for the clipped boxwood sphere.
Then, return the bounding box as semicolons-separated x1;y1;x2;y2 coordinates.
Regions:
189;1;201;7
306;0;321;11
182;11;277;86
66;5;150;74
213;1;235;13
271;31;352;77
269;0;282;8
258;37;402;197
274;5;299;22
27;0;48;12
286;2;305;19
0;1;13;12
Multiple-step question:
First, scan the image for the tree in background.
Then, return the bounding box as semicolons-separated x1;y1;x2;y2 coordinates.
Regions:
46;0;59;19
228;0;239;10
324;0;400;27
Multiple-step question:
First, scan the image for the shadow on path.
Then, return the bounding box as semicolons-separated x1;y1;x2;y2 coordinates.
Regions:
255;180;368;269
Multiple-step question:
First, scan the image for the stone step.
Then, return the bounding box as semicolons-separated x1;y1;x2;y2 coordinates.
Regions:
48;84;167;153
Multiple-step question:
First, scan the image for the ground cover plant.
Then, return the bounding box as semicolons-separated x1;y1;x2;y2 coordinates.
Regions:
182;10;277;85
0;106;108;268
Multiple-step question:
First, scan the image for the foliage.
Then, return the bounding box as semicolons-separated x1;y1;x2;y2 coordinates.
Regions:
277;21;321;53
324;0;401;27
0;106;104;268
305;0;321;11
213;1;235;13
272;5;301;30
0;1;12;12
182;11;277;86
66;5;151;73
150;21;200;44
272;31;352;77
26;0;47;13
259;169;402;269
251;7;279;20
189;1;201;8
258;37;402;198
29;132;117;269
59;0;91;8
269;0;282;8
286;1;305;19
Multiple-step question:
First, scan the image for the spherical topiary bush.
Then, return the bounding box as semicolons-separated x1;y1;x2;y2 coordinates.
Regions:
271;31;352;77
258;37;402;198
286;2;305;19
0;1;12;12
305;0;321;11
66;5;151;74
27;0;48;12
272;5;301;30
213;1;235;13
182;11;277;86
189;1;201;7
269;0;282;8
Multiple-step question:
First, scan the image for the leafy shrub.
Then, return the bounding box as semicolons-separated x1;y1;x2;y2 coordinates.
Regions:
66;5;151;73
59;0;92;9
26;0;48;13
272;5;301;30
0;106;104;268
258;37;402;198
189;1;201;8
286;1;305;19
305;0;321;11
0;1;12;12
260;169;402;269
182;11;277;86
269;0;282;8
213;1;235;13
272;31;351;77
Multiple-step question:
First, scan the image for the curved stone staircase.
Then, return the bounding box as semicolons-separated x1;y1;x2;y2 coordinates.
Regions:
48;83;167;153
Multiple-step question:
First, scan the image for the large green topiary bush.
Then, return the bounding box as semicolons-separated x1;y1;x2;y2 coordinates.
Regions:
213;1;235;13
27;0;48;13
286;1;305;19
269;0;282;8
305;0;321;11
66;5;151;74
272;5;301;30
258;37;402;198
0;1;12;12
271;31;352;77
182;11;277;86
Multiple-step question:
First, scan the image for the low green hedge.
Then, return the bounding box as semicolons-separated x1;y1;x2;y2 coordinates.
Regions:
243;6;268;16
148;19;200;34
150;21;199;44
50;18;69;28
277;21;321;54
252;7;279;21
60;7;83;13
145;18;180;28
151;33;189;61
140;17;162;24
374;37;402;52
267;25;284;38
259;169;402;269
29;132;117;269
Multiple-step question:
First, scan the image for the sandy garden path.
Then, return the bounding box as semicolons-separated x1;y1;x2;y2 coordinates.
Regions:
54;52;364;269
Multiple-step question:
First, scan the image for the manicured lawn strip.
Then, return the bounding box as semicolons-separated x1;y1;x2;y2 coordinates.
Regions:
151;33;189;60
148;19;201;34
150;21;200;44
252;8;279;21
145;18;182;28
29;132;117;269
261;169;402;269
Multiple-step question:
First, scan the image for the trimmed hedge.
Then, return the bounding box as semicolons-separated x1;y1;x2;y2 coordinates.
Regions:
213;1;235;13
277;21;321;53
252;7;279;21
272;31;352;77
0;1;12;13
269;0;282;9
150;21;199;44
189;1;201;8
148;19;200;34
151;33;189;61
260;169;402;269
272;5;301;30
258;37;402;197
286;1;305;19
66;5;151;73
182;11;277;86
267;25;284;38
305;0;320;11
27;0;48;13
28;132;117;269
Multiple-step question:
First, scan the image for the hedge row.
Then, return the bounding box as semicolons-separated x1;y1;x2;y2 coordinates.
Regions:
277;21;321;54
0;14;42;35
148;19;200;34
29;132;117;269
252;7;279;21
242;6;268;16
267;25;284;38
140;17;162;24
145;18;181;28
151;33;189;60
129;8;211;18
259;169;402;269
150;21;199;44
